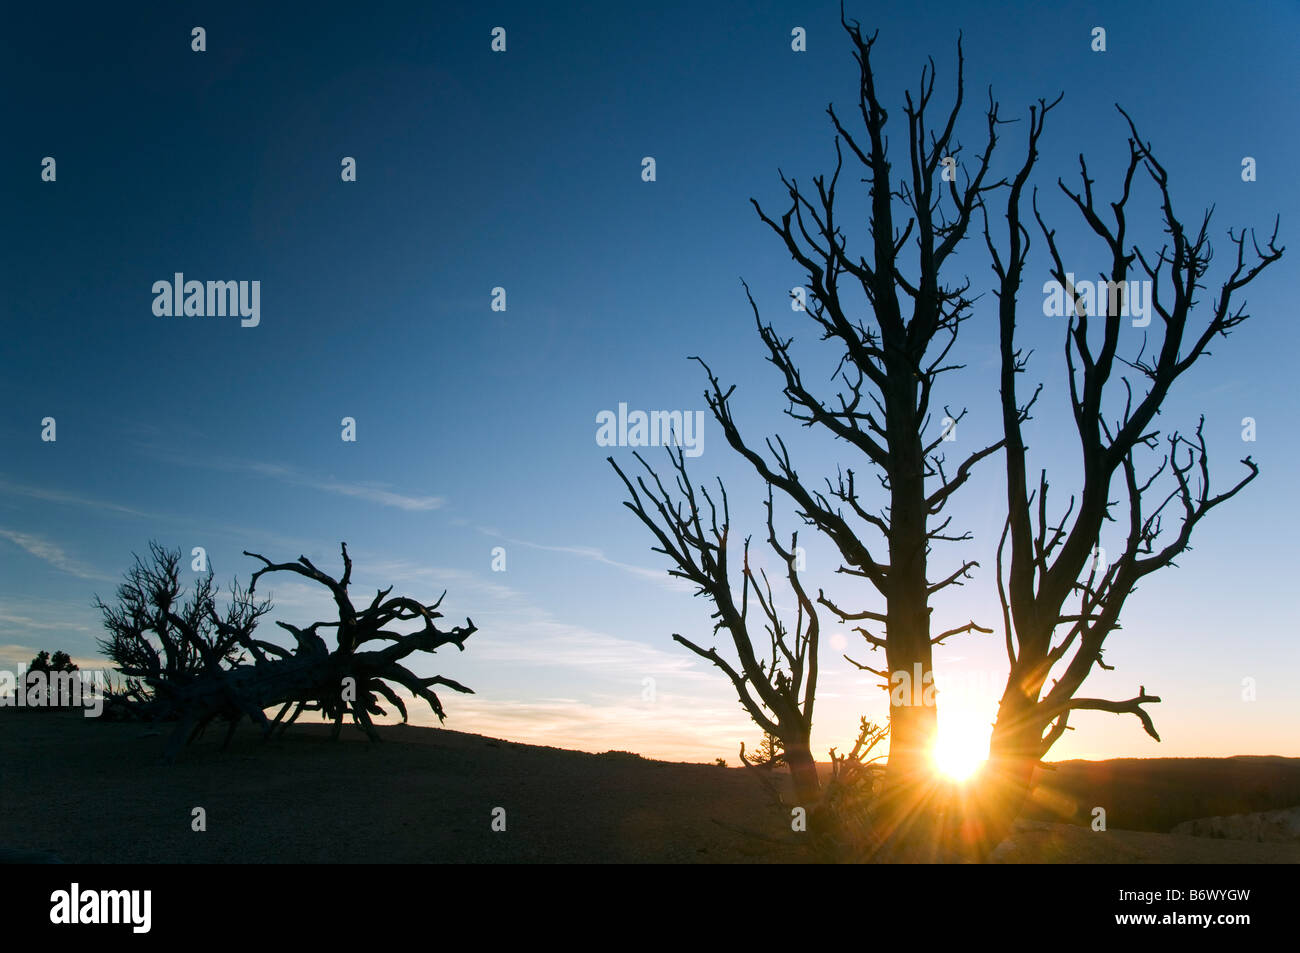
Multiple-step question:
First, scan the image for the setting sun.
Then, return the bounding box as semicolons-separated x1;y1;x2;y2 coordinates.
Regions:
932;718;990;782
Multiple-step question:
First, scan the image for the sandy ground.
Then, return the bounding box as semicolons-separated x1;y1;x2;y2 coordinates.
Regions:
2;711;1296;863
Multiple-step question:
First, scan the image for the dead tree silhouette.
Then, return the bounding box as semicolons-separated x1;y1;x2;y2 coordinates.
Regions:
965;102;1283;859
623;8;1282;860
611;446;826;807
611;445;887;853
682;11;1005;852
95;541;476;762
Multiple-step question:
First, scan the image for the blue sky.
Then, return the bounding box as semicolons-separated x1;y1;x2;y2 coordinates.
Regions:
2;0;1296;762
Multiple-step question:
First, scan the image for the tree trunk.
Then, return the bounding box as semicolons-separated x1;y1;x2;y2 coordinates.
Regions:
873;740;942;860
960;690;1041;861
873;399;943;859
784;736;821;809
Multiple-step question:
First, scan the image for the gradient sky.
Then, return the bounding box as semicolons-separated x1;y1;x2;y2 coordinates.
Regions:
2;0;1296;764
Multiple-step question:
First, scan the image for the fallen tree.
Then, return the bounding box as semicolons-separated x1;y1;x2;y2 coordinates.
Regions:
95;541;476;761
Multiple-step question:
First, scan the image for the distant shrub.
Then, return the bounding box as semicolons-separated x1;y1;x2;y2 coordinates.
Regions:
597;750;645;761
17;650;82;710
28;650;78;674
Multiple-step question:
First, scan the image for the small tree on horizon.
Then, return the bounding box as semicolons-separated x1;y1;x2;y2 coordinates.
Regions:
747;730;785;769
16;649;81;709
28;650;79;673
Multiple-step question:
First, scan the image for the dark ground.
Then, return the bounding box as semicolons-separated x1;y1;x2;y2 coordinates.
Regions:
2;711;1296;863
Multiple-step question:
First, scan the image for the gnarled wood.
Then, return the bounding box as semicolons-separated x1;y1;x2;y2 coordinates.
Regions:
95;542;476;762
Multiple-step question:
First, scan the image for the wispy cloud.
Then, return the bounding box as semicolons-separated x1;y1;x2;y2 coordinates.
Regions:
0;529;111;581
469;620;714;681
139;452;446;512
0;479;155;519
0;599;108;668
0;476;314;553
476;528;688;590
243;462;445;511
0;610;92;633
359;559;521;605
